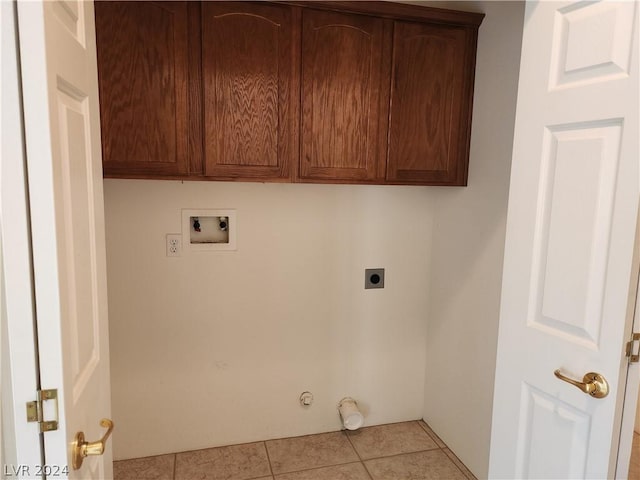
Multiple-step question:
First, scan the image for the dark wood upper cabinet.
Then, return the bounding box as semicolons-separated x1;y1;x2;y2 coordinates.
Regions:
95;2;190;177
201;2;299;181
95;1;483;185
299;9;390;183
387;21;477;185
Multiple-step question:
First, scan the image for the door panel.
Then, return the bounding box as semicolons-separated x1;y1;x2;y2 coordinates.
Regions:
18;0;112;477
549;2;635;89
52;0;85;45
533;121;622;346
386;21;475;185
202;2;297;180
516;384;591;478
489;2;638;478
95;1;189;177
299;9;389;182
55;85;102;400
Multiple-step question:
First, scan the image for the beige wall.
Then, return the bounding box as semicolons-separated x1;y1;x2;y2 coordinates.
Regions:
104;181;436;459
422;1;525;478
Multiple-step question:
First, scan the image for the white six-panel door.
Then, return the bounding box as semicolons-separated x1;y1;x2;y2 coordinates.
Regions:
489;1;639;478
17;1;113;477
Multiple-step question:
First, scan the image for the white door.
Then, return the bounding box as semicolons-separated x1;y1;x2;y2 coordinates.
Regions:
17;0;113;478
489;1;639;479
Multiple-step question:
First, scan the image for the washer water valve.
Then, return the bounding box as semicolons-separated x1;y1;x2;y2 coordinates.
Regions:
299;391;314;406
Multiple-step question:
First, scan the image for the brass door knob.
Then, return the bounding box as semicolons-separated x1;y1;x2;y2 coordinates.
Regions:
554;369;609;398
72;419;114;470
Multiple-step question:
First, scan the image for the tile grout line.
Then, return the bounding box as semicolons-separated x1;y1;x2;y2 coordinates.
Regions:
417;420;447;449
443;448;477;480
268;459;368;477
262;440;276;479
172;453;177;480
361;446;448;462
417;420;476;479
343;429;374;480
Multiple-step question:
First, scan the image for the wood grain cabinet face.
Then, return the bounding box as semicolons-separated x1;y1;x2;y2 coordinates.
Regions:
95;2;482;185
299;9;390;183
95;1;189;177
201;3;298;180
387;21;476;185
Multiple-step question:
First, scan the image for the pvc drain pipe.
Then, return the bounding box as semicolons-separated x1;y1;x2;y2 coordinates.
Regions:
338;397;364;430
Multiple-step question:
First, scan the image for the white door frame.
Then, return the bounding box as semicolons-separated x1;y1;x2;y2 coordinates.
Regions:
0;0;44;471
615;213;640;478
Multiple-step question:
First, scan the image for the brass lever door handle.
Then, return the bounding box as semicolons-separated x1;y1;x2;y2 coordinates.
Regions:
72;418;114;470
554;369;609;398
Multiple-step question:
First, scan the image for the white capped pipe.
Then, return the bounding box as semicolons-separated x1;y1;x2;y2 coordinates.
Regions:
338;397;364;430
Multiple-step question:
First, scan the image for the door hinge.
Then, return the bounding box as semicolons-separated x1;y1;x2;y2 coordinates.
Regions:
26;389;59;432
626;333;640;363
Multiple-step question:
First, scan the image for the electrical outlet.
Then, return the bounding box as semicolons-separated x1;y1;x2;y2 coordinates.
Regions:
166;234;182;257
365;268;384;289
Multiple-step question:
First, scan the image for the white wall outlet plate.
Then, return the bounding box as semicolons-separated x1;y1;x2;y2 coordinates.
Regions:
166;234;182;257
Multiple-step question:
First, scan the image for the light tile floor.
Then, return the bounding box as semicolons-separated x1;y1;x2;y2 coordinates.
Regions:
114;420;476;480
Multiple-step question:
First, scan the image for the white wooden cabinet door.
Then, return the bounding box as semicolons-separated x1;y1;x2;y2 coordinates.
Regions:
489;1;639;478
17;0;113;478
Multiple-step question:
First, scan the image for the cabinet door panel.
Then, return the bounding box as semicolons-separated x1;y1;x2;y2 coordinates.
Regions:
387;22;475;185
95;1;189;177
300;9;389;182
202;3;297;180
